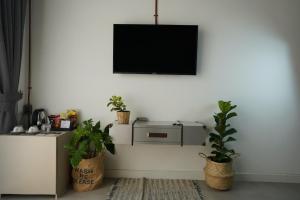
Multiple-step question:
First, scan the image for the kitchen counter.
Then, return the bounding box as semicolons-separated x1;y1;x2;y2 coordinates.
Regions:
2;131;67;137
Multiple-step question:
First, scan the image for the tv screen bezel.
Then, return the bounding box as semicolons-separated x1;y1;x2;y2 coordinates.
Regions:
113;24;198;75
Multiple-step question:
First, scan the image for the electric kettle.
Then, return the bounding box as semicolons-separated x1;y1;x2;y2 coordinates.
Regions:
32;109;48;129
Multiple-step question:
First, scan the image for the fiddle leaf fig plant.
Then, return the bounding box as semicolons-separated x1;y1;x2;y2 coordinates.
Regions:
107;95;127;112
209;100;238;163
64;119;115;168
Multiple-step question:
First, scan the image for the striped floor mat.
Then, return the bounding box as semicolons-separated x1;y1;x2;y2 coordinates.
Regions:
107;178;204;200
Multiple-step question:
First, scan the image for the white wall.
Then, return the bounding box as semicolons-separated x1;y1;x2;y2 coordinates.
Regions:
31;0;300;182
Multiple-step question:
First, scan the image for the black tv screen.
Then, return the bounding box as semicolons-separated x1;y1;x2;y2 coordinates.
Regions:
113;24;198;75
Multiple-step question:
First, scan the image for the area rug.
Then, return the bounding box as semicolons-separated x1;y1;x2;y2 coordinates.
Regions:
106;178;204;200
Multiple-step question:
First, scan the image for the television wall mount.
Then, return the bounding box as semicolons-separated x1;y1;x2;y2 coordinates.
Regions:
154;0;159;25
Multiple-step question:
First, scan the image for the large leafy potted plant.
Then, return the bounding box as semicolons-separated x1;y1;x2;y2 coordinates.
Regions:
107;95;130;124
200;100;238;190
64;119;115;192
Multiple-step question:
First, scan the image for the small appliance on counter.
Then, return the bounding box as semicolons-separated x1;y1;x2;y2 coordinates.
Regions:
32;109;48;129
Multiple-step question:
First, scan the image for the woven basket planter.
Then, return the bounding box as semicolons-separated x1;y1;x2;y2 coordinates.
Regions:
72;153;105;192
117;111;130;124
204;158;234;190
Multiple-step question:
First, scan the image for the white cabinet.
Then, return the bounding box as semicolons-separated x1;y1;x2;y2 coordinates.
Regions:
0;132;72;198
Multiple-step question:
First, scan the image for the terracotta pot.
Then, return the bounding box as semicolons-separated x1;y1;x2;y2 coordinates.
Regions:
204;158;234;190
72;153;104;192
117;111;130;124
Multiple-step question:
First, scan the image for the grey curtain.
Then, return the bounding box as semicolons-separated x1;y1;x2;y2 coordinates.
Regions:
0;0;27;133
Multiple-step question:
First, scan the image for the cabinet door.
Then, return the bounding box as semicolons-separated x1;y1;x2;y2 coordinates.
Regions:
0;136;56;195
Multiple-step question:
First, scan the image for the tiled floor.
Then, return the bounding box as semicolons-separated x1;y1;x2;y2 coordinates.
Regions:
1;179;300;200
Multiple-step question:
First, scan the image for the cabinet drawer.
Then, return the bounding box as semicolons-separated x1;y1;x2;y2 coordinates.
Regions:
134;127;181;144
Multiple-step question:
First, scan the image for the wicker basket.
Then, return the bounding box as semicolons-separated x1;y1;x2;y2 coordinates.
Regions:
204;158;234;190
117;111;130;124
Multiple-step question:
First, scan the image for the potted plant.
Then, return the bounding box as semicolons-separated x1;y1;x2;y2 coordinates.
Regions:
64;119;115;192
200;100;238;190
107;95;130;124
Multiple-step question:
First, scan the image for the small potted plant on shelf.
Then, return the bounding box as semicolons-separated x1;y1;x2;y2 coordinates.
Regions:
64;119;115;192
200;100;238;190
107;95;130;124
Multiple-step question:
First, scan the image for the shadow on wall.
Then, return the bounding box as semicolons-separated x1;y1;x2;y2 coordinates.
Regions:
289;34;300;114
196;30;204;75
30;0;48;110
285;24;300;165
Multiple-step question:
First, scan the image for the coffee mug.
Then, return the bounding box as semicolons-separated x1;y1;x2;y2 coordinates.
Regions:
12;125;24;133
41;124;51;132
28;126;39;133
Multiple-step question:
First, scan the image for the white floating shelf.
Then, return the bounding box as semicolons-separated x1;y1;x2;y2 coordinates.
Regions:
109;120;208;146
109;121;132;144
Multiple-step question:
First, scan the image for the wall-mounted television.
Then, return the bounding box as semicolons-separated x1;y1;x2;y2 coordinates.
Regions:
113;24;198;75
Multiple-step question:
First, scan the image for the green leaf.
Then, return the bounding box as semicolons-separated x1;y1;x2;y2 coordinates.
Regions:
217;112;226;120
105;143;115;154
211;143;221;150
218;100;231;113
223;128;237;137
209;137;217;143
89;133;101;152
215;125;224;134
218;100;237;114
230;105;237;111
104;123;113;133
226;112;237;119
213;115;219;124
224;137;236;143
209;133;221;143
227;149;235;155
69;141;88;168
93;121;100;131
211;150;219;155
